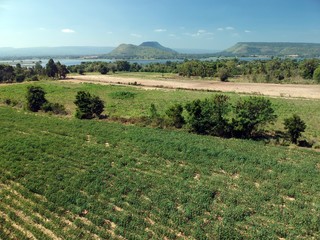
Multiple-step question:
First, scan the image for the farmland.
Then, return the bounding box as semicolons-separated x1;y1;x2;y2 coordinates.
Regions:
0;81;320;239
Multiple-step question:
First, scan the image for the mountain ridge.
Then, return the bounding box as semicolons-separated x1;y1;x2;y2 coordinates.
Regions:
220;42;320;57
107;42;178;59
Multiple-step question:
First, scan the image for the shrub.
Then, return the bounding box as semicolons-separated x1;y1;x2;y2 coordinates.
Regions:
41;102;67;115
74;91;104;119
165;104;185;128
313;66;320;83
110;91;136;99
231;97;277;138
217;68;229;82
284;114;306;144
26;86;48;112
185;94;230;136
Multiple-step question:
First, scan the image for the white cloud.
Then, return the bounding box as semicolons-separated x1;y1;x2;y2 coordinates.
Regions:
154;28;167;32
107;31;113;34
61;29;75;33
187;29;214;38
217;27;235;31
226;26;235;30
245;30;251;33
38;27;46;31
131;33;142;38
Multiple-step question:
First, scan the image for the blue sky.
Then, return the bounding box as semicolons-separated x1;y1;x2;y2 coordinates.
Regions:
0;0;319;50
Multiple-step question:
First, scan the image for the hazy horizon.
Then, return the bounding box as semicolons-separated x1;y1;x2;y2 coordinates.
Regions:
0;0;319;50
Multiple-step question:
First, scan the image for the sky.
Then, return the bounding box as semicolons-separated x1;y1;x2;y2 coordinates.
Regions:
0;0;320;50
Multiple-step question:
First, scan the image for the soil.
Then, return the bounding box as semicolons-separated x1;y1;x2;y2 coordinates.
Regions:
65;75;320;99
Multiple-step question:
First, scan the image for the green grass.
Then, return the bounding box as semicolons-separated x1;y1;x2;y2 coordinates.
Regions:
0;106;319;239
1;80;320;143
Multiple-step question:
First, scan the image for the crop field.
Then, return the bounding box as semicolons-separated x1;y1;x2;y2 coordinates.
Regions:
0;105;319;239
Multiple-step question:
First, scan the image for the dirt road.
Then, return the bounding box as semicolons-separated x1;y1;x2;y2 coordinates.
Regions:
65;75;320;99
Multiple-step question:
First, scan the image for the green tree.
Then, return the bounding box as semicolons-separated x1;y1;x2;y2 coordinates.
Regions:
34;62;44;75
217;68;229;82
74;91;104;119
232;97;277;138
0;65;15;83
56;61;69;79
46;59;58;78
299;59;319;79
165;104;185;128
313;66;320;83
185;95;230;136
99;65;109;75
26;86;48;112
284;114;306;144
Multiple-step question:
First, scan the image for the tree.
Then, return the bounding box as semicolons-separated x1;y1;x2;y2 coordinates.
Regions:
217;68;229;82
185;95;230;136
284;114;306;144
165;104;185;128
299;59;319;79
0;65;15;83
99;65;109;75
34;62;44;75
313;66;320;83
232;97;277;138
46;59;58;78
74;91;104;119
56;61;69;79
26;86;48;112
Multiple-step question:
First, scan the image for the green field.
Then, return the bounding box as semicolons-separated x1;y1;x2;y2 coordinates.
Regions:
0;81;320;239
1;81;320;143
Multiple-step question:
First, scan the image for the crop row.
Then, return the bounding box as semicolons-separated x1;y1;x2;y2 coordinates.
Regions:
0;106;320;239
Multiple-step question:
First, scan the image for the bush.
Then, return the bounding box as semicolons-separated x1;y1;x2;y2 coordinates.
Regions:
185;94;230;136
313;66;320;83
74;91;104;119
284;114;306;144
110;91;136;99
165;104;185;128
41;102;67;115
231;97;277;138
26;86;48;112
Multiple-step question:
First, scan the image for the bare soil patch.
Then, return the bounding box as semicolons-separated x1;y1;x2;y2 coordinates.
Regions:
65;75;320;99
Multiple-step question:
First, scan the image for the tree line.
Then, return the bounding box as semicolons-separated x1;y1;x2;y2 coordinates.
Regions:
67;58;320;83
0;59;68;83
24;86;307;145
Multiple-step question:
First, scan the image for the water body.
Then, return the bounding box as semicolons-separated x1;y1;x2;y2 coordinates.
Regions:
1;56;309;67
0;58;184;67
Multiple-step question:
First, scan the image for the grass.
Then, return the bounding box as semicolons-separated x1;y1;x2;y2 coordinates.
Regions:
0;106;319;239
1;80;320;143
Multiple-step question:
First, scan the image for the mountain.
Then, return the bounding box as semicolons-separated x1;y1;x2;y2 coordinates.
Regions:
107;42;178;59
0;46;114;58
220;42;320;57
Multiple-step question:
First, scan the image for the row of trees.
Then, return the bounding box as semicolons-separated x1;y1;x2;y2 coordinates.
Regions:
25;86;306;144
163;95;306;144
67;58;320;83
0;59;68;83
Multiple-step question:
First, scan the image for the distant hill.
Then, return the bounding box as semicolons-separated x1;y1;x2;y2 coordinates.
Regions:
0;46;114;58
220;42;320;57
107;42;178;59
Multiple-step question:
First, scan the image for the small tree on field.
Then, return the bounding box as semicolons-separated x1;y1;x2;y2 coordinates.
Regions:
185;94;230;136
74;91;104;119
46;59;58;79
99;65;109;75
165;104;185;128
284;114;306;144
231;97;277;138
26;86;47;112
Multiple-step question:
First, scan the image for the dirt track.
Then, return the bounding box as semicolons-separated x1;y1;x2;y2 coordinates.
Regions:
65;75;320;99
